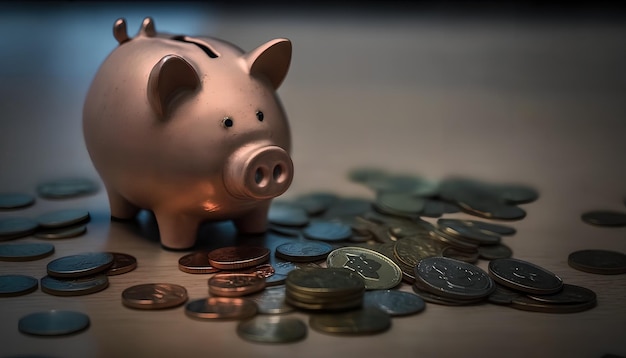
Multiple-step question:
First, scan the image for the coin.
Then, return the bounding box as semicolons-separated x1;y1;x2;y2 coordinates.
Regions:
302;220;352;242
275;241;333;262
0;192;35;210
0;274;38;297
580;210;626;227
493;184;539;205
0;217;38;240
34;224;87;239
487;284;524;305
327;246;403;290
237;315;307;343
363;289;425;316
185;297;257;320
457;198;527;221
18;310;90;336
265;273;288;286
36;209;90;229
208;246;270;270
462;220;516;236
208;273;266;297
285;293;363;311
509;295;596;313
309;307;391;335
41;274;109;296
248;286;294;314
105;252;137;276
442;246;480;263
0;242;55;261
374;192;425;217
415;257;495;300
47;252;114;278
178;251;220;274
411;283;484;306
478;243;513;260
392;234;445;268
294;192;338;215
437;219;501;245
527;284;597;304
567;249;626;275
268;202;309;227
488;258;563;294
36;178;98;199
286;267;365;297
420;199;460;218
122;283;188;309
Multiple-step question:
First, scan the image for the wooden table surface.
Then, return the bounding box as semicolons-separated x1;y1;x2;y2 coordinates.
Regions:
1;4;625;358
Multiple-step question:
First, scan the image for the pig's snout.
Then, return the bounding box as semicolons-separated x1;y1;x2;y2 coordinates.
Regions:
224;145;293;200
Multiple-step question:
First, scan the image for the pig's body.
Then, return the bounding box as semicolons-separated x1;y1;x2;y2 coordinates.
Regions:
83;18;293;249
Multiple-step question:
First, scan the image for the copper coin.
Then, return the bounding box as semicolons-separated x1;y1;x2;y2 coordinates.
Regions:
105;252;137;276
0;274;38;297
223;263;275;278
0;242;55;261
208;273;266;297
178;251;220;274
122;283;188;310
41;275;109;296
47;252;114;278
208;246;270;270
185;297;257;320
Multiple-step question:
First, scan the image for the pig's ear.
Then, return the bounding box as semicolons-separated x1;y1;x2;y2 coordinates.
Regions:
244;38;291;89
148;55;200;118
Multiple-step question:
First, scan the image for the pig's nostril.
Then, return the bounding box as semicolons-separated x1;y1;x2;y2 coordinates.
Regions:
273;164;283;182
255;168;264;185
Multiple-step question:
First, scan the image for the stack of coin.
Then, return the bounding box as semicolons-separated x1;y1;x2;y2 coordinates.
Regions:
208;273;266;297
285;267;365;311
41;252;114;296
34;209;90;240
412;256;495;306
435;218;515;261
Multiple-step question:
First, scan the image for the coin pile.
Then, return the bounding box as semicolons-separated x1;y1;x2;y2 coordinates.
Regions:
284;267;366;311
42;252;114;296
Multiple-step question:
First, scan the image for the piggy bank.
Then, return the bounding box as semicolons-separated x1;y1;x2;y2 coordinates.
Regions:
83;18;293;249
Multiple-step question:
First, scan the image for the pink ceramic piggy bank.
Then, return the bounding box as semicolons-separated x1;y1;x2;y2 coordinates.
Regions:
83;18;293;249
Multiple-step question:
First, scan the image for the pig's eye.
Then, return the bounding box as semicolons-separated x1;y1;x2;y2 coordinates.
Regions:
256;111;264;122
222;117;234;128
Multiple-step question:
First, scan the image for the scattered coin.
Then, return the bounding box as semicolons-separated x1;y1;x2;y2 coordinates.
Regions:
363;289;425;316
178;251;220;274
47;252;114;278
581;210;626;227
462;220;517;236
237;316;307;343
327;246;403;290
208;246;270;270
0;274;38;297
0;192;35;210
208;273;266;297
122;283;188;309
488;258;563;294
275;241;333;262
248;286;294;314
105;252;137;276
34;224;87;239
437;219;501;245
302;220;352;241
527;283;597;304
509;295;596;313
568;249;626;275
36;178;98;199
478;243;513;260
0;217;38;240
36;209;90;229
0;242;55;261
415;257;495;300
309;307;391;335
487;284;524;305
411;283;485;306
18;310;90;336
420;199;460;218
185;297;257;320
41;274;109;296
268;202;309;227
493;184;539;205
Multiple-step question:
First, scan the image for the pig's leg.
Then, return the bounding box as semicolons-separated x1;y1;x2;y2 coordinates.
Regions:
106;187;140;220
233;201;271;234
154;212;199;250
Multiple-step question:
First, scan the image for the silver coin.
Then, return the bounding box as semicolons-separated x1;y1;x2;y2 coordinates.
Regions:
527;284;596;304
18;310;90;336
510;295;596;313
275;241;333;262
415;256;495;300
581;210;626;227
34;224;87;240
487;284;523;305
463;220;516;236
420;199;460;218
411;283;484;306
488;258;563;294
36;178;98;199
36;209;90;229
47;252;114;278
237;316;306;343
478;243;513;260
0;217;38;240
0;274;38;297
268;202;309;227
41;274;109;296
437;219;501;245
265;273;288;287
248;286;294;314
0;242;55;261
457;196;527;221
0;192;35;210
363;289;425;316
302;220;352;241
567;249;626;275
374;192;425;217
309;307;391;335
327;246;403;290
493;184;539;205
294;192;338;215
